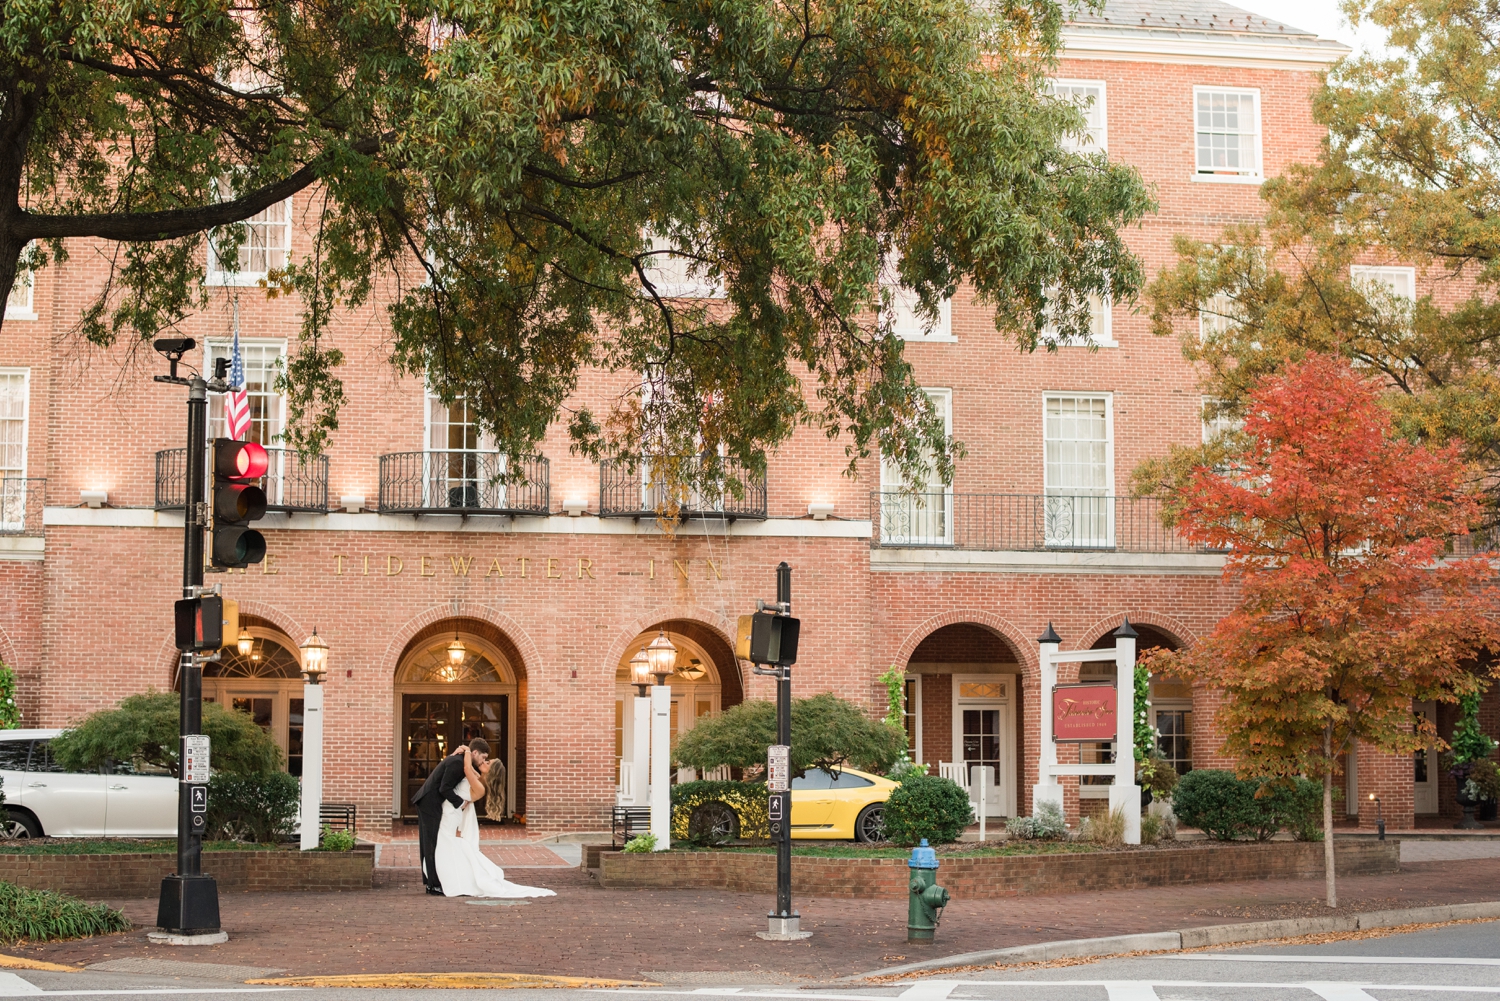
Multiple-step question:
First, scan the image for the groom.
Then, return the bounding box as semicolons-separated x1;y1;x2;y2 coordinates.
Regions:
411;738;489;895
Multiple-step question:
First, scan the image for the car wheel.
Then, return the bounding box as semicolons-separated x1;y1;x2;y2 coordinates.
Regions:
0;811;40;839
854;804;887;844
687;801;740;845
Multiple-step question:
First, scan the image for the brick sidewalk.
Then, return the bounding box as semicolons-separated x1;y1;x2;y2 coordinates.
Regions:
11;860;1500;981
372;843;570;868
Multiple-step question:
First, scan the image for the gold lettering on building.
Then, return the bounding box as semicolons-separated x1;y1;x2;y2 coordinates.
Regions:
363;555;370;576
577;558;595;579
485;558;504;578
546;557;561;579
516;557;529;578
387;555;403;576
706;559;723;580
450;555;473;577
419;556;435;577
261;553;279;575
648;559;655;580
334;555;345;576
674;559;689;580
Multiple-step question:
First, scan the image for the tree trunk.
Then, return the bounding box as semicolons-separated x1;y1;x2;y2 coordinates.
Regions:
1324;726;1337;909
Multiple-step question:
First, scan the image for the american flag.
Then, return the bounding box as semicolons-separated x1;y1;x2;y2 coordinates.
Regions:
224;331;251;441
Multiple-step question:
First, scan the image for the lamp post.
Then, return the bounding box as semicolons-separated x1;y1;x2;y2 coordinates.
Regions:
645;630;676;850
298;629;329;851
627;649;652;806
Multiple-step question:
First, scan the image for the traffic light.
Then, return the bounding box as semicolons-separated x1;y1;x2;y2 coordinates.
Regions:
735;611;800;666
175;595;225;651
210;438;268;568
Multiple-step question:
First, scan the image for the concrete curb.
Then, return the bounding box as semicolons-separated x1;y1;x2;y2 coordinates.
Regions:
851;899;1500;979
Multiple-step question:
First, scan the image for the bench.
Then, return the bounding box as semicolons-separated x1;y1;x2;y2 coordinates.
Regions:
320;802;357;833
611;806;650;846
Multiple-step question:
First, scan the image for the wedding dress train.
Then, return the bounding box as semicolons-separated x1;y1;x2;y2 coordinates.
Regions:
434;778;556;899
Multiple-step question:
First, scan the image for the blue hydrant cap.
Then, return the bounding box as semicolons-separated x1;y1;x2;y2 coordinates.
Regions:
908;838;938;869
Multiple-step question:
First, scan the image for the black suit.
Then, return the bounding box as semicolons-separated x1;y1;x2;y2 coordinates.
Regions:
411;752;468;891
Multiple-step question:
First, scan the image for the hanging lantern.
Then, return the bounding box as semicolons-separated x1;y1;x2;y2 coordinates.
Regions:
236;628;254;657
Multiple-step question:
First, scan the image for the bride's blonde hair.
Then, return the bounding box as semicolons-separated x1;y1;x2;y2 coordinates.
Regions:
482;757;508;822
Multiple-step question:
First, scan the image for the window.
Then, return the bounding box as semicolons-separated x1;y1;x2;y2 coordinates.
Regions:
1043;394;1113;546
1049;79;1107;153
1350;265;1415;301
1201;397;1241;444
902;677;919;754
882;253;953;341
1078;661;1115;795
1043;290;1113;347
426;391;502;509
0;370;28;532
1194;87;1261;180
206;341;284;446
1150;673;1193;776
878;388;952;545
1197;292;1242;341
5;263;34;320
640;232;723;299
207;181;292;285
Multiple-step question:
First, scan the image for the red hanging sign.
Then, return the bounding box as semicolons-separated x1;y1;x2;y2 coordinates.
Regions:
1052;683;1118;742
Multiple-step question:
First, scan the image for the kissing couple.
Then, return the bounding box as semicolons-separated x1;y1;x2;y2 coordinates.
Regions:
410;738;556;899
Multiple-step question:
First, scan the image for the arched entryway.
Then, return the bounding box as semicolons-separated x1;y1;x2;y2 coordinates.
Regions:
197;616;306;773
1081;623;1187;809
905;623;1022;818
614;620;743;798
394;620;525;821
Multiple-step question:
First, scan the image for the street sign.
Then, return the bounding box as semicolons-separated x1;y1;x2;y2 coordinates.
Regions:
1051;683;1118;742
767;744;789;792
189;785;208;813
183;735;211;783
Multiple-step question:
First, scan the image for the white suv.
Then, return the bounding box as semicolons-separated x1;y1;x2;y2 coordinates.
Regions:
0;729;178;838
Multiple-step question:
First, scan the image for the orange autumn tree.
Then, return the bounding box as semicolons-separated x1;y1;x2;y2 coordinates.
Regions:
1143;355;1497;908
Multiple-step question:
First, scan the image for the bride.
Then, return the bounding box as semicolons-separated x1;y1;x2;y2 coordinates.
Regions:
434;746;556;899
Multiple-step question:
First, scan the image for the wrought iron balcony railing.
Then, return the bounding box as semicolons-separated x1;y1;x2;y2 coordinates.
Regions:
0;478;45;537
871;492;1206;553
155;447;330;513
378;451;549;516
599;456;768;521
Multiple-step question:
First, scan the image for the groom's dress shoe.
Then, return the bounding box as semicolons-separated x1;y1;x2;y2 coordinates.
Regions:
425;886;445;896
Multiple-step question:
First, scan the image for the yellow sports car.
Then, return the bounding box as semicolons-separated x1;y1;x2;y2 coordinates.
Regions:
790;766;897;842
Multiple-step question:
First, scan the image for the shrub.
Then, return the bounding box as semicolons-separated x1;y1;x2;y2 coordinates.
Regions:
205;772;300;843
1137;753;1180;800
1140;811;1165;845
1005;800;1067;840
1263;777;1325;841
884;773;972;846
621;833;657;853
50;691;282;776
1469;759;1500;802
671;780;769;843
673;693;907;777
317;825;356;852
1172;770;1280;841
1080;805;1127;847
0;881;131;943
0;661;20;729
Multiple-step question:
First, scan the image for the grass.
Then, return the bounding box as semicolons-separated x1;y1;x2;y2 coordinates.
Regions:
0;839;281;855
0;881;132;944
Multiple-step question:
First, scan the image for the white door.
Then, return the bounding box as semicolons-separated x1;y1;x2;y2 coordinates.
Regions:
105;763;179;837
1414;700;1439;815
952;676;1016;817
25;741;107;836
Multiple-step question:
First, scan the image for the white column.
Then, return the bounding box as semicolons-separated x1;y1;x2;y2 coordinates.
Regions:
649;684;671;850
1110;625;1141;845
630;695;651;806
298;682;324;851
1032;630;1064;818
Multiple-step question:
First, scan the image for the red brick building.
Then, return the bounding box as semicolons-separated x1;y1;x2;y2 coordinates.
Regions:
4;2;1471;836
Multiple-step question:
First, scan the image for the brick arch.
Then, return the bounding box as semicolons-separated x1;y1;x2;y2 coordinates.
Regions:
161;600;310;688
1076;611;1198;652
379;602;540;683
603;605;742;703
892;610;1038;679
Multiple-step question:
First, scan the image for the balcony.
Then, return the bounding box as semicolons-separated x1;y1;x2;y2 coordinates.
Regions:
871;492;1206;553
599;456;767;521
155;447;330;513
378;451;549;516
0;478;45;537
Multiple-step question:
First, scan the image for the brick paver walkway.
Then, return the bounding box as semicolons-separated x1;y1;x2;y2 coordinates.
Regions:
372;843;570;868
11;859;1500;981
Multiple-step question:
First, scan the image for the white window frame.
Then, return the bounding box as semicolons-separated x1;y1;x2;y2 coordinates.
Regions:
1201;397;1241;444
1049;78;1108;154
5;251;36;321
1197;291;1243;342
903;674;923;763
204;339;287;442
878;388;953;545
950;674;1017;818
1350;265;1416;300
882;253;954;342
206;187;294;286
1192;86;1263;185
639;231;724;299
0;368;31;532
1043;290;1115;348
1042;392;1114;548
424;388;504;509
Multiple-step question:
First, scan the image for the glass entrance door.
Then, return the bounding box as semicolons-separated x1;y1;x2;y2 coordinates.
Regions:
402;695;509;815
1414;700;1438;815
961;707;1002;816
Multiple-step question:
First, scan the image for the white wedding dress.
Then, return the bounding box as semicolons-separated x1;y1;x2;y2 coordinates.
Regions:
434;779;556;899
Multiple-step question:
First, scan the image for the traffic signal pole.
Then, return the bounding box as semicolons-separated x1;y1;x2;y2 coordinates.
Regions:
774;562;793;926
756;561;808;940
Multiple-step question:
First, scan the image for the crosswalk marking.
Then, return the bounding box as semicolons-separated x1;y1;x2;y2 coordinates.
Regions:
1165;955;1500;967
899;981;957;1001
1103;983;1160;1001
0;973;41;996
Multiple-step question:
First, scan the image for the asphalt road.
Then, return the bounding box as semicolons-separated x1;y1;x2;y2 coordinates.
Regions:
1;919;1497;999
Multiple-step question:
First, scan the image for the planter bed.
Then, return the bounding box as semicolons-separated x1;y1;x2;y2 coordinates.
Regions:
0;842;373;897
598;839;1400;900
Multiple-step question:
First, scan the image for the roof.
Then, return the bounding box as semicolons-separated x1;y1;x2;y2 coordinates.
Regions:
1063;0;1351;66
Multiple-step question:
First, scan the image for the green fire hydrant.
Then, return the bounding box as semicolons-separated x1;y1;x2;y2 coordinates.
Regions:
906;838;950;944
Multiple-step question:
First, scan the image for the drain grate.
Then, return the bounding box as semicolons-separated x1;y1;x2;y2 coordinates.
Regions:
87;958;286;981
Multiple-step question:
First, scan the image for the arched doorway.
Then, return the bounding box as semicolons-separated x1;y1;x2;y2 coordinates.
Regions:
906;623;1021;818
1083;623;1186;807
395;626;521;820
197;619;305;774
613;621;742;799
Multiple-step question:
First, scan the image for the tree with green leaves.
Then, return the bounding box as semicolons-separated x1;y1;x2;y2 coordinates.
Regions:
1;0;1149;496
50;691;284;777
673;692;907;776
1144;0;1500;506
